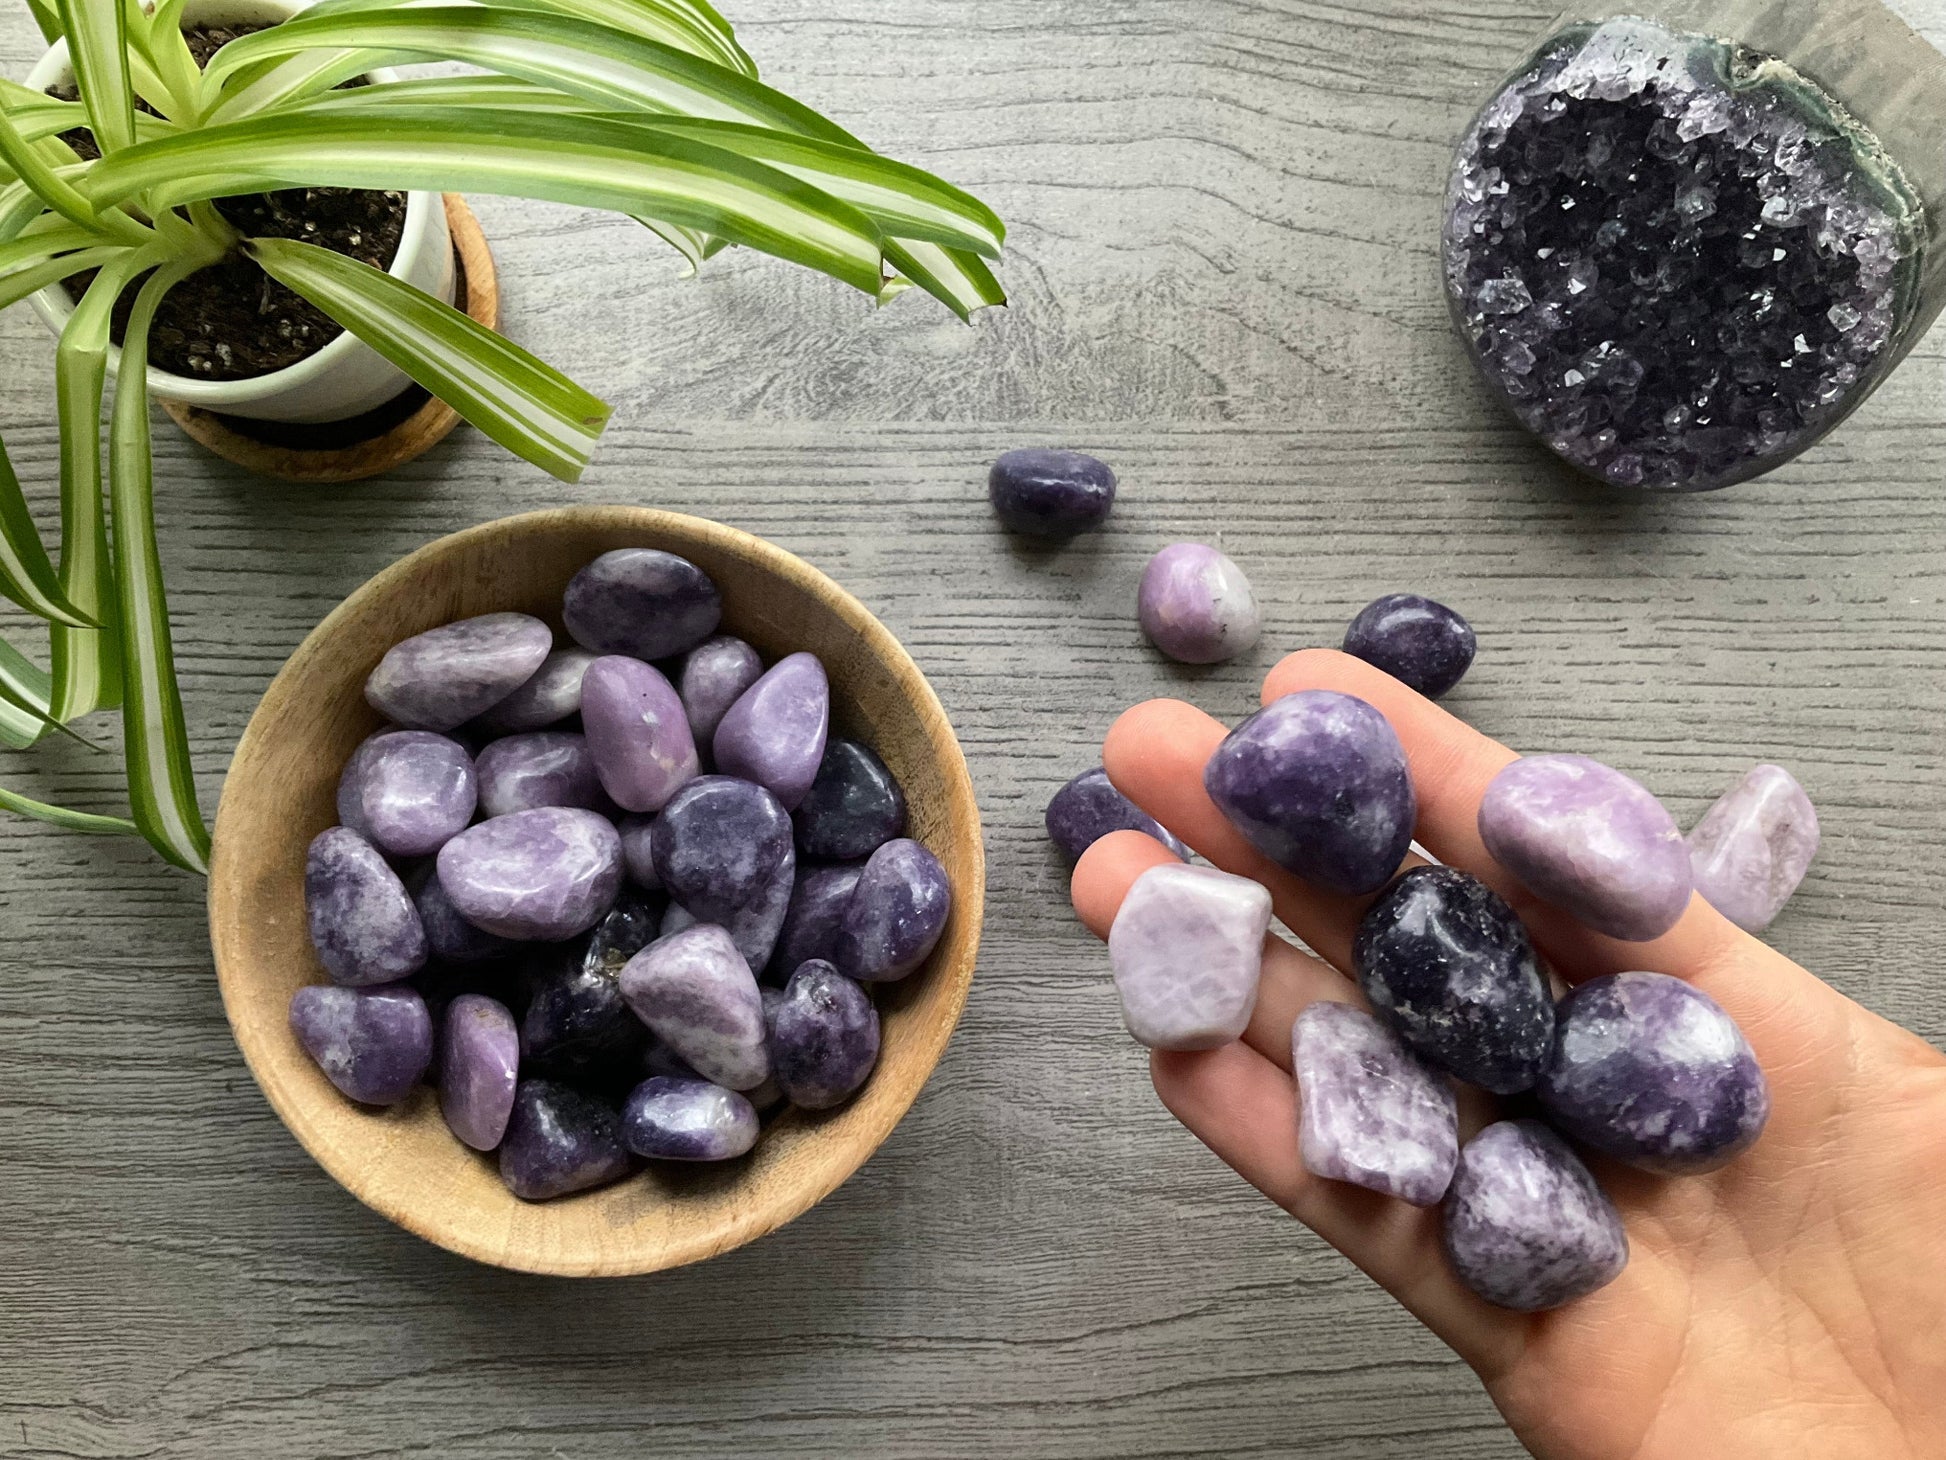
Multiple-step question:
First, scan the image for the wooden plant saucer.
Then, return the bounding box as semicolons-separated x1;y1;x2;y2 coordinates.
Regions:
160;194;499;484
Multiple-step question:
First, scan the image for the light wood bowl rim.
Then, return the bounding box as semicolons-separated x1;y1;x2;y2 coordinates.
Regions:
207;507;985;1275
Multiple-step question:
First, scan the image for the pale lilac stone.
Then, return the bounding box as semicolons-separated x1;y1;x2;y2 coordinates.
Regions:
712;652;829;811
439;994;519;1150
770;959;880;1109
363;613;552;732
475;732;610;818
1479;754;1692;941
832;838;950;983
1137;543;1261;665
473;648;597;735
412;868;517;964
618;814;662;891
580;656;699;814
1442;1120;1628;1312
336;730;476;858
1107;862;1272;1050
289;982;432;1106
1292;1001;1458;1206
621;1076;760;1161
1687;764;1819;932
679;635;765;745
563;549;721;662
770;862;864;977
306;828;428;985
661;845;795;975
435;807;622;941
618;924;770;1090
498;1080;631;1200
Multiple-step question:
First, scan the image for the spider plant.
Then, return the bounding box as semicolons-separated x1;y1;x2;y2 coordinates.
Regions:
0;0;1004;872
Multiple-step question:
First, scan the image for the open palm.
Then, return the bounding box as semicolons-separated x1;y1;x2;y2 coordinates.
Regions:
1070;649;1946;1460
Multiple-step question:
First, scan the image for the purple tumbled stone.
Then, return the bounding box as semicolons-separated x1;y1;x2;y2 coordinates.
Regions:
306;827;428;985
1108;862;1272;1050
363;612;552;732
1479;754;1691;942
1044;766;1190;865
832;837;951;983
770;862;864;977
988;448;1117;538
289;982;433;1106
618;814;661;891
1442;1120;1628;1312
1687;764;1820;933
336;730;477;858
659;843;796;977
435;807;622;941
1538;971;1769;1174
580;656;699;814
618;923;770;1090
770;959;881;1109
678;635;765;746
497;1080;631;1200
1341;594;1477;700
712;652;829;811
474;731;610;818
563;548;721;662
1137;543;1261;665
652;775;792;922
621;1076;760;1161
439;994;519;1150
473;647;597;735
1204;690;1416;897
520;891;661;1090
412;867;517;964
1292;1001;1458;1206
793;738;906;862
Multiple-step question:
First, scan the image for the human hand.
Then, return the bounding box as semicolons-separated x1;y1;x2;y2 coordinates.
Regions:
1070;649;1946;1460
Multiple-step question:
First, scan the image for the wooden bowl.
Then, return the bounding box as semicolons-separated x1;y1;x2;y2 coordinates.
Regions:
207;507;985;1276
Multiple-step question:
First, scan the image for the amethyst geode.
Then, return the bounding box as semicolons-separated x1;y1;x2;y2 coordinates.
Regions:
1444;17;1922;491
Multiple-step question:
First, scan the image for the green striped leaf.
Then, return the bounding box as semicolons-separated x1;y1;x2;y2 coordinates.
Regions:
0;427;97;629
57;0;136;155
0;779;139;837
248;235;612;482
0;634;52;749
498;0;756;77
24;0;62;46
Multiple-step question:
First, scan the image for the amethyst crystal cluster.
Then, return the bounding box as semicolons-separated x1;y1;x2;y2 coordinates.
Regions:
293;547;954;1201
1444;17;1922;490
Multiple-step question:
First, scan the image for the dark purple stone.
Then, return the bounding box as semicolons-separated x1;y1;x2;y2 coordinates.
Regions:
439;993;519;1150
1538;970;1769;1174
1342;594;1476;699
1352;866;1554;1094
652;775;792;922
833;837;951;983
793;738;907;862
306;827;428;986
579;655;699;814
435;807;623;941
1443;1120;1628;1311
712;652;829;811
474;731;610;818
412;867;518;965
618;814;661;892
563;549;721;662
363;612;553;732
497;1080;632;1200
1203;690;1416;896
519;890;661;1089
620;1076;760;1161
659;844;795;976
769;959;880;1110
769;862;864;977
678;635;765;746
987;447;1116;537
1044;766;1190;864
473;647;597;735
336;730;477;858
289;982;433;1106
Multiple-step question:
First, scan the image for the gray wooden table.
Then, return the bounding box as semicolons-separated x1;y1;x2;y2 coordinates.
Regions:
6;2;1946;1456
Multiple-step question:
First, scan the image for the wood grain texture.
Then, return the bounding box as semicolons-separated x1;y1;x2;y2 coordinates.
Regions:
5;0;1946;1455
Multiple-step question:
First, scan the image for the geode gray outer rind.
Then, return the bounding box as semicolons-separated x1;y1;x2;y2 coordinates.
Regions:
1443;17;1922;492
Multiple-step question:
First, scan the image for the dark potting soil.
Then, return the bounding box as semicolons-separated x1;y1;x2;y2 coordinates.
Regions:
58;24;407;382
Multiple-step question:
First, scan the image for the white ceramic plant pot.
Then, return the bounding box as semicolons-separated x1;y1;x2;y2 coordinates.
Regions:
26;0;456;423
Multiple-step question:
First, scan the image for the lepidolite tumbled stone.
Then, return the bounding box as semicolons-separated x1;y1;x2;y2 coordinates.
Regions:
619;923;771;1090
661;845;796;975
1108;862;1272;1050
621;1076;760;1161
770;959;880;1109
713;652;829;811
988;448;1117;538
678;635;765;746
475;731;609;818
520;891;661;1089
770;861;864;976
1687;763;1820;933
1479;753;1691;941
336;730;476;858
412;867;516;965
1352;866;1554;1094
833;838;951;983
473;647;596;735
1292;1001;1458;1206
653;775;792;921
1342;594;1476;700
290;982;433;1106
436;807;622;941
306;828;428;985
563;548;722;661
580;655;699;814
364;613;553;732
1137;543;1261;665
1443;17;1921;492
1204;690;1415;897
794;738;906;862
439;994;519;1150
1044;766;1190;865
1539;970;1768;1174
498;1080;631;1200
1443;1120;1628;1311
